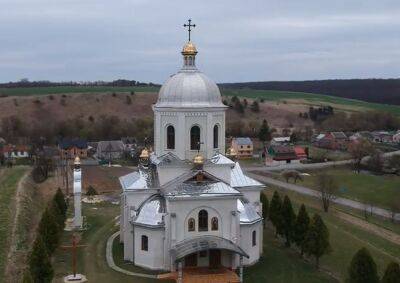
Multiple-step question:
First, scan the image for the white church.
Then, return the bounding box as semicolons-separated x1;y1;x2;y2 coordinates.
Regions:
119;26;264;274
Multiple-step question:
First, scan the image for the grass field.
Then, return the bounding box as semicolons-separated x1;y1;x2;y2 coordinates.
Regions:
296;167;400;209
0;86;159;96
0;167;28;280
222;89;400;115
263;187;400;281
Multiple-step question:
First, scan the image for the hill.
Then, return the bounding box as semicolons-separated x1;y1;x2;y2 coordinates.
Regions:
221;79;400;105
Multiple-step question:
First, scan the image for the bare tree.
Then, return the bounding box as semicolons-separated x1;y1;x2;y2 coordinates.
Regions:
281;170;304;183
315;173;339;212
348;138;373;173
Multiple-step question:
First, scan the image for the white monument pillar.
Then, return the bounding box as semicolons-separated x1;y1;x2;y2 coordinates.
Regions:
73;156;83;229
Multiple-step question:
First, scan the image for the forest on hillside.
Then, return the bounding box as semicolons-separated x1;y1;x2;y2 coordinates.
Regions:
220;79;400;105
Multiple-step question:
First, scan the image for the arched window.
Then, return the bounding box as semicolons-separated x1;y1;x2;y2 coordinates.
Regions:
190;126;201;150
252;231;256;247
188;218;195;232
198;210;208;231
211;217;218;231
141;235;148;251
213;125;219;148
167;125;175;149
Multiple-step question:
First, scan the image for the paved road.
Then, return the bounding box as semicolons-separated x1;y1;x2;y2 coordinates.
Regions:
245;150;400;172
246;172;400;221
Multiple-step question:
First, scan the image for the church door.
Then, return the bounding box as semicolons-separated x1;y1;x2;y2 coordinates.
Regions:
209;250;221;269
184;253;197;267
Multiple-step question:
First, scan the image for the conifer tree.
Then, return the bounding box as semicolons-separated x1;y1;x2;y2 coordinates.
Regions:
258;119;271;142
260;192;269;228
269;191;283;236
382;262;400;283
280;195;296;247
347;248;379;283
304;214;331;268
22;270;34;283
54;187;67;217
29;236;54;283
50;201;65;231
38;207;60;254
294;204;310;256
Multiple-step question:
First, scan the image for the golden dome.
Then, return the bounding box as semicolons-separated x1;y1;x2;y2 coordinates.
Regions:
74;156;81;164
139;148;150;159
193;153;204;165
182;41;198;55
226;147;237;158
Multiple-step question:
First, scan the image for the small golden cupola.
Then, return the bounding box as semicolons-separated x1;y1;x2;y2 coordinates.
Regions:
182;19;198;68
226;147;237;159
140;148;150;160
193;153;205;167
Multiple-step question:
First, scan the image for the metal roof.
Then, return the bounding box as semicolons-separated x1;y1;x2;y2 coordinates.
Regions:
155;67;226;108
133;194;166;227
171;235;249;260
208;153;235;166
230;162;263;188
166;181;241;198
233;137;252;145
119;166;158;191
237;198;261;224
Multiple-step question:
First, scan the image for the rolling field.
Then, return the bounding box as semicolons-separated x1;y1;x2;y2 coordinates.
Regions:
222;89;400;115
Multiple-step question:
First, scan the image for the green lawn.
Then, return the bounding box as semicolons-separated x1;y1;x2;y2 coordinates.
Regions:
298;167;400;209
0;167;28;279
0;86;159;96
263;187;400;281
221;89;400;115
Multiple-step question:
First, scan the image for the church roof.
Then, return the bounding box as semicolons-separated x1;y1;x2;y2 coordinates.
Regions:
119;166;158;190
171;235;249;260
209;153;235;166
230;162;263;188
166;181;241;199
237;198;261;225
133;194;166;227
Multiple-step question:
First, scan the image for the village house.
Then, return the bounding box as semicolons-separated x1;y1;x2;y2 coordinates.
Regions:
265;145;300;166
392;131;400;143
58;138;88;159
313;132;348;150
349;131;374;142
371;131;393;143
231;137;253;159
271;137;291;146
1;144;30;159
96;140;126;160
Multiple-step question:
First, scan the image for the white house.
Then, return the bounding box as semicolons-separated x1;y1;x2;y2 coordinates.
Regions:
119;39;264;275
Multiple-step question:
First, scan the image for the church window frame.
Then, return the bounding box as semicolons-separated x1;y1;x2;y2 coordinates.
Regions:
198;209;208;231
166;125;175;150
141;235;148;251
213;124;219;149
188;218;195;232
252;230;257;247
190;125;201;151
211;217;218;231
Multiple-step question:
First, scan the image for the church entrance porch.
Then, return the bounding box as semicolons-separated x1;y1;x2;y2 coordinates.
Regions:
183;249;221;269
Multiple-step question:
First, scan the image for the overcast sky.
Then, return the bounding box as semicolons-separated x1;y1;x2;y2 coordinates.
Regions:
0;0;399;83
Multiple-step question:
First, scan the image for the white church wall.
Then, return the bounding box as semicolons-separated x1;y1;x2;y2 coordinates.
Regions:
134;226;165;270
167;197;238;244
240;221;262;265
157;166;191;187
238;187;262;207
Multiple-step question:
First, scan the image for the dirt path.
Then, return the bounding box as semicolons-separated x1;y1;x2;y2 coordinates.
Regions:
4;168;31;282
334;211;400;246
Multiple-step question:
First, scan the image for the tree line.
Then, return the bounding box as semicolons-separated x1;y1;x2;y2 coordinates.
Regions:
261;191;331;268
23;188;68;283
0;79;160;88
